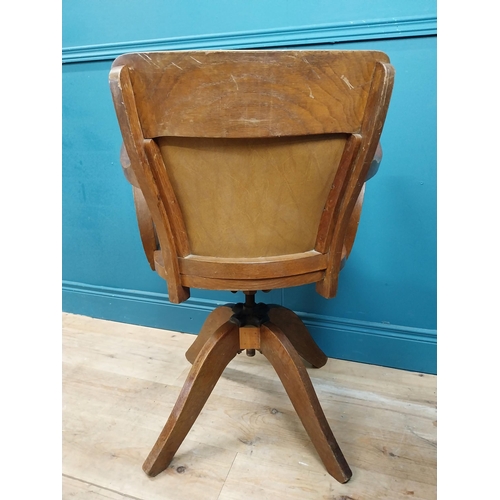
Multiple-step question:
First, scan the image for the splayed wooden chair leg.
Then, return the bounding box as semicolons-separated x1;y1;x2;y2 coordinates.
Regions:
143;321;240;477
260;322;352;484
149;293;350;483
268;305;328;368
185;305;233;364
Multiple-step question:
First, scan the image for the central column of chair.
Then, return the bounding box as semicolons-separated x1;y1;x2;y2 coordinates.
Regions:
142;292;352;484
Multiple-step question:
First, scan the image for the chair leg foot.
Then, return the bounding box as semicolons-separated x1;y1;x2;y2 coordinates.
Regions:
268;305;328;368
143;321;240;477
260;322;352;483
185;305;233;364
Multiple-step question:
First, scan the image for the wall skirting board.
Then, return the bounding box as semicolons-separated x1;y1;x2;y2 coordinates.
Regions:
62;15;436;63
62;281;437;374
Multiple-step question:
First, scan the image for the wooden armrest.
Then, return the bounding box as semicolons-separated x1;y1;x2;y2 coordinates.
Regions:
340;184;365;267
119;143;158;269
365;142;382;182
120;143;139;188
340;142;382;266
132;186;158;271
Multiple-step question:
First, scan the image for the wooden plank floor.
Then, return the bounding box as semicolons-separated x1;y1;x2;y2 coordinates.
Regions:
62;312;437;500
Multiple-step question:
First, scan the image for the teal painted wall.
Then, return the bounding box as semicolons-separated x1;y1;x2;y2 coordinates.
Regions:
62;1;437;373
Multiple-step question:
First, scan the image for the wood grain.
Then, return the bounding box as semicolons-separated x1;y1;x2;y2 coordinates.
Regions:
142;321;240;477
185;305;233;364
112;51;390;139
260;322;351;483
180;269;326;291
143;139;190;257
178;251;328;280
110;65;189;303
316;61;395;299
110;50;395;302
267;305;328;368
132;186;157;270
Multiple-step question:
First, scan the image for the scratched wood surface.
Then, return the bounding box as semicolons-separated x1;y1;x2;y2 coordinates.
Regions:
62;313;436;500
109;50;394;303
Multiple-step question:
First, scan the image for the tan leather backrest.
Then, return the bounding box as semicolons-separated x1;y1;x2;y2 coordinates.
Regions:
158;134;347;258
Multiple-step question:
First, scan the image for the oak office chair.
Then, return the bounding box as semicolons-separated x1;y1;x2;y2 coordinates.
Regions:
109;50;394;484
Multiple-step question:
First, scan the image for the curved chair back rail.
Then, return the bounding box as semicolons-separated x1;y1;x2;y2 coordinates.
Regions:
110;50;394;303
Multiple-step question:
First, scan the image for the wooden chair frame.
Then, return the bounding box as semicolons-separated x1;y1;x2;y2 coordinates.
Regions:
109;50;394;484
110;50;394;304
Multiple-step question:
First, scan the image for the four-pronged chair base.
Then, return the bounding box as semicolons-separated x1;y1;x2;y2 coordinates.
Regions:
142;293;352;484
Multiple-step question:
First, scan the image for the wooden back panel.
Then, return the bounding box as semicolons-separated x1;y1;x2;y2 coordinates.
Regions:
109;50;395;303
112;50;389;138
